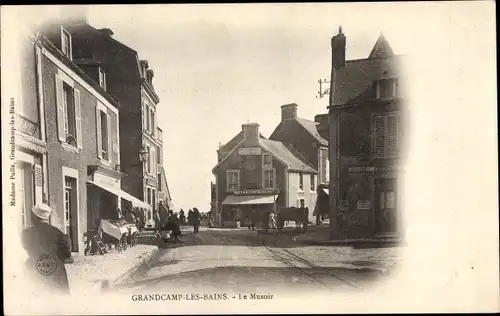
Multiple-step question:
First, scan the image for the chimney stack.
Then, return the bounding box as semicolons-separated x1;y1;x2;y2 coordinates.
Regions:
146;69;155;85
99;28;114;37
242;123;260;146
281;103;298;121
331;26;346;69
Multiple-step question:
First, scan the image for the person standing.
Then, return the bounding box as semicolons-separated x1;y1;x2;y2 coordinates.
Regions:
179;209;186;225
153;210;160;232
269;211;277;230
192;208;201;235
21;204;73;295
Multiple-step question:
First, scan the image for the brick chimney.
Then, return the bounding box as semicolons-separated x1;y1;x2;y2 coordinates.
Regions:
242;123;260;146
331;26;346;69
99;28;114;37
281;103;298;121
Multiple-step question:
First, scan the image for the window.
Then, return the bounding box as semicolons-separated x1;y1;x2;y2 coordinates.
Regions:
61;28;72;60
376;78;397;100
147;145;151;174
263;169;276;189
96;107;110;161
299;173;303;190
158;173;162;190
99;68;106;90
151;147;156;176
55;74;81;148
147;188;151;205
157;147;161;164
158;128;163;142
263;154;272;169
320;148;329;184
310;174;315;191
150;109;155;136
226;170;240;191
62;83;77;146
373;113;400;158
145;104;150;132
152;189;156;211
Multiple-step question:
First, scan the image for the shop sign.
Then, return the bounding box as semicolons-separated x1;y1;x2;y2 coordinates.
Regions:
348;165;400;173
238;147;262;156
233;188;279;195
357;200;371;210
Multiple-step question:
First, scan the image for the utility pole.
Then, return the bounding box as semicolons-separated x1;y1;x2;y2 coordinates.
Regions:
316;78;331;99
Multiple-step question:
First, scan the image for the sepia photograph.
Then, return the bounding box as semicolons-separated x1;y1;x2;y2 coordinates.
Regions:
1;3;498;315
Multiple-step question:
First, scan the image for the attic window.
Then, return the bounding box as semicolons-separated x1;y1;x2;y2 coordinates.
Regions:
376;78;398;100
61;27;72;60
99;68;106;90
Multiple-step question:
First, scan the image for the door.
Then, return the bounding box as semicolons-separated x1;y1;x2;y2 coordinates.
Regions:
64;177;79;251
374;178;397;234
16;162;33;232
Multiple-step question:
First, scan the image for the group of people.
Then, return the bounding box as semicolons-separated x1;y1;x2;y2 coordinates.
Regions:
157;207;203;244
246;209;277;232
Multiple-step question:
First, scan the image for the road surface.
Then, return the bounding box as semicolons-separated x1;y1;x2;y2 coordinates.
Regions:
114;228;387;297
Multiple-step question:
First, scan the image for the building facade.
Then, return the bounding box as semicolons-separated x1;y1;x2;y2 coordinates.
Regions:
269;103;330;222
37;29;125;254
212;123;317;227
43;18;161;226
328;28;406;239
13;31;49;236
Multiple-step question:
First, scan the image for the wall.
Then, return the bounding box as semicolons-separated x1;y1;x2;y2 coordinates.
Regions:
270;120;320;170
43;55;100;254
19;35;41;138
287;172;317;222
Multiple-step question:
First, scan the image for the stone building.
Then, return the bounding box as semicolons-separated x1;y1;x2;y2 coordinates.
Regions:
42;17;162;227
328;27;406;239
212;123;317;227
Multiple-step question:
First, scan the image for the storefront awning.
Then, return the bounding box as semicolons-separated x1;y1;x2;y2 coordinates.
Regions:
322;188;329;195
221;194;277;205
87;180;152;211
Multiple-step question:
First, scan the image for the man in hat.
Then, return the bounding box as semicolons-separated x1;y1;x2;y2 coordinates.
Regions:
21;203;73;295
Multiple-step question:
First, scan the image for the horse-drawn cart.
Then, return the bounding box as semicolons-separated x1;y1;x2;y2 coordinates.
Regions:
276;207;309;233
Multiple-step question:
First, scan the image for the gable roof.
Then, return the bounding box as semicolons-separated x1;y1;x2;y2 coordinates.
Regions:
260;139;317;173
218;131;266;153
295;117;328;146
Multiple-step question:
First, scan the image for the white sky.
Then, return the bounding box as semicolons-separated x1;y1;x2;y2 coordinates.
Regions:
82;3;415;212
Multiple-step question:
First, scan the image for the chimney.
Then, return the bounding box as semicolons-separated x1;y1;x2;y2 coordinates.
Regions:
331;26;346;69
99;28;114;37
242;123;260;146
140;60;149;78
146;69;154;85
281;103;298;121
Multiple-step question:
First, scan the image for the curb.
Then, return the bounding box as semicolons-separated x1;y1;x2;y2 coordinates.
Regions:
293;236;406;247
102;247;159;290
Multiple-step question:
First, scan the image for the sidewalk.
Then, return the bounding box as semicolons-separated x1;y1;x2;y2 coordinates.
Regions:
65;244;158;296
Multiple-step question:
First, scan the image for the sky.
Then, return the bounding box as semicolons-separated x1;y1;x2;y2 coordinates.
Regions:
83;4;414;212
14;3;419;211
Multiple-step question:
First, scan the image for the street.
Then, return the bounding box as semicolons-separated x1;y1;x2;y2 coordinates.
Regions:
114;227;396;297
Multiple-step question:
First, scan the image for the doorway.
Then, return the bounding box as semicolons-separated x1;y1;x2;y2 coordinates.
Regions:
374;178;398;234
64;176;79;251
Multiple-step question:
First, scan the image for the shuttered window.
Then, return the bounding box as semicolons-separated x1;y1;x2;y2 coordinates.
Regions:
33;164;43;205
373;113;399;158
55;74;82;148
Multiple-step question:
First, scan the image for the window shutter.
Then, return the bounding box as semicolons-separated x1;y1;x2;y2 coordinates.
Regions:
96;106;102;159
54;74;65;142
74;89;82;148
373;115;386;157
386;115;398;157
33;164;43;205
151;147;156;175
106;113;111;161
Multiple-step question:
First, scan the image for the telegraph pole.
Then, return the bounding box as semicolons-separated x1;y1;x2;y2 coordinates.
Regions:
315;79;331;99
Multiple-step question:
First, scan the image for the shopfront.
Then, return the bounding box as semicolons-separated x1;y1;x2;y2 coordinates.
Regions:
220;189;279;227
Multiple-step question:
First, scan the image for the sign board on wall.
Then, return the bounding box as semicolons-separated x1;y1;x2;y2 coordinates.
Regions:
348;166;401;173
234;188;279;195
238;147;262;156
357;200;371;210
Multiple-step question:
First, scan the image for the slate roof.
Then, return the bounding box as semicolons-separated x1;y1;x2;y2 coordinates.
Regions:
333;55;405;106
260;139;317;174
332;33;405;106
295;117;328;146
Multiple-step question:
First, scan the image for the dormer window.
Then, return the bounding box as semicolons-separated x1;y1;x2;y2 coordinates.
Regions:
61;27;72;60
99;68;106;90
376;77;398;100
